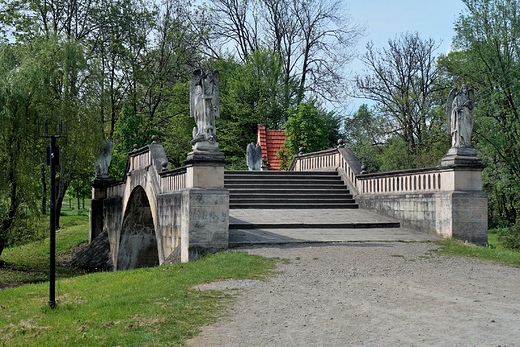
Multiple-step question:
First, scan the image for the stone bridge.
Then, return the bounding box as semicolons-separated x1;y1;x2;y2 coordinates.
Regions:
90;139;488;271
90;139;228;270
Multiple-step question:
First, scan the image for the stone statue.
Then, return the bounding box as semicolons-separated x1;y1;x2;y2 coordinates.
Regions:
94;140;113;179
447;84;475;148
190;69;219;145
246;143;262;171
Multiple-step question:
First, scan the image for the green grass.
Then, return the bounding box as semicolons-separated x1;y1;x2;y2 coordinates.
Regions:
0;216;278;346
435;237;520;267
1;216;90;283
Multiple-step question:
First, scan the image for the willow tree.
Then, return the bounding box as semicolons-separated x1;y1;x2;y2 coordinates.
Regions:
0;37;102;256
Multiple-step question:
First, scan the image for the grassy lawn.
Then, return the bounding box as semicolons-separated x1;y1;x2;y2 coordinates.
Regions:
0;216;277;346
2;213;519;346
0;215;90;284
435;233;520;267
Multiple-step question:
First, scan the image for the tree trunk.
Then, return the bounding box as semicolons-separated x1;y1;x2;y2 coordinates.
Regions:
1;169;18;257
0;234;5;259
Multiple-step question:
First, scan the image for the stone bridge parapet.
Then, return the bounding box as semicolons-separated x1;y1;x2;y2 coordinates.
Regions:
288;145;488;245
90;139;228;270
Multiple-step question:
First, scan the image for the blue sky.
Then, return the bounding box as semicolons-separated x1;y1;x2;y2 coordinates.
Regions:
346;0;468;111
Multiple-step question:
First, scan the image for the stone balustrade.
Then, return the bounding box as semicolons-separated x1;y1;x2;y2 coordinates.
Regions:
129;147;152;171
106;181;125;198
288;146;487;244
159;167;187;192
289;148;361;194
288;148;482;194
360;169;443;194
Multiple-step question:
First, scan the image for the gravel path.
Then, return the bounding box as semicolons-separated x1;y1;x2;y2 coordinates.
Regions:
187;242;520;347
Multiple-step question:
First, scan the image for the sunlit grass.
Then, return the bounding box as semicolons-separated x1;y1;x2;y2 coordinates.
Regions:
0;214;277;346
0;251;277;346
0;215;90;283
435;236;520;268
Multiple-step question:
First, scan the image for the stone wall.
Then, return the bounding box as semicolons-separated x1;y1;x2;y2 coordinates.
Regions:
103;195;123;270
357;193;437;233
156;193;182;262
357;190;488;245
181;188;229;262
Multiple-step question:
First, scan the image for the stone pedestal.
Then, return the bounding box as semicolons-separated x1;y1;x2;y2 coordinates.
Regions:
438;147;488;245
181;148;229;262
435;190;488;245
89;178;112;243
440;147;484;168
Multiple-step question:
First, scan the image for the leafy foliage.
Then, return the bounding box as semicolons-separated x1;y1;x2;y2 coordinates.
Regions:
354;32;449;169
344;104;449;173
498;224;520;250
0;37;101;255
278;101;334;169
439;0;520;225
216;50;299;168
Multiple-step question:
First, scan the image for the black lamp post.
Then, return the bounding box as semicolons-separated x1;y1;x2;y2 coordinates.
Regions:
38;120;67;308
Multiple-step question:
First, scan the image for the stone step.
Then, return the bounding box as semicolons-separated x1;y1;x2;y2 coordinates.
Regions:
225;179;344;185
228;192;352;197
229;202;359;209
225;170;353;209
229;198;356;208
226;183;347;189
229;195;354;201
227;188;351;194
225;178;342;184
229;221;400;229
225;170;337;177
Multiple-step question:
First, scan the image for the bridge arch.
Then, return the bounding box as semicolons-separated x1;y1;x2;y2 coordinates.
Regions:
117;185;159;270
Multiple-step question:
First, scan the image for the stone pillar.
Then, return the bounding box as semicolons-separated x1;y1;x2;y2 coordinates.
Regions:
438;147;488;245
89;179;111;243
181;149;229;262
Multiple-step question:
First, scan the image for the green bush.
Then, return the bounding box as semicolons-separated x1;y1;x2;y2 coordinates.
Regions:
498;223;520;250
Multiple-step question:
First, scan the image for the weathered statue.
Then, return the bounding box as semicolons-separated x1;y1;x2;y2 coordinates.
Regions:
190;69;219;145
246;143;262;171
94;140;113;179
447;84;475;148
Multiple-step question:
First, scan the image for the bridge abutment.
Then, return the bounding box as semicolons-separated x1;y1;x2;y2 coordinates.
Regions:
181;150;229;262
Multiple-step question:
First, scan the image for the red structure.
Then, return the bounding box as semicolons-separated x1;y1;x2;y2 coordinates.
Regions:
257;124;287;171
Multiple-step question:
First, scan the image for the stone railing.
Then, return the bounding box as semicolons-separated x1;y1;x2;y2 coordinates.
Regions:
106;180;125;198
288;146;487;244
288;147;362;195
360;168;444;194
288;148;467;195
129;147;152;171
159;167;187;192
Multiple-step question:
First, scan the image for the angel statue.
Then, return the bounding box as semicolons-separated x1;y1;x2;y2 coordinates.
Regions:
94;140;113;179
190;69;220;145
446;84;474;148
246;143;262;171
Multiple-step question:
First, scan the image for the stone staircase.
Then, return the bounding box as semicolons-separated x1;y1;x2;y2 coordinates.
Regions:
224;170;358;209
224;170;410;245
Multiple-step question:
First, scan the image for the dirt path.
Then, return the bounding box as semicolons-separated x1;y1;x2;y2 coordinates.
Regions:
187;242;520;347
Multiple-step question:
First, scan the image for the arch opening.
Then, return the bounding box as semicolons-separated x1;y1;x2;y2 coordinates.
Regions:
118;186;159;270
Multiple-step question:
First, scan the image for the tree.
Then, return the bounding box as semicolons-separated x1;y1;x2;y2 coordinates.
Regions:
355;32;447;168
29;37;103;228
216;49;299;168
199;0;364;105
0;44;41;257
439;0;520;225
277;101;333;169
344;104;386;173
